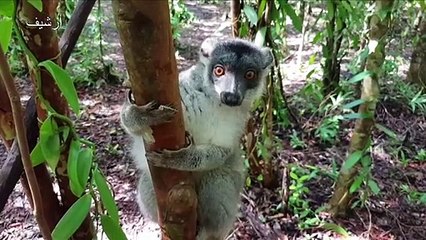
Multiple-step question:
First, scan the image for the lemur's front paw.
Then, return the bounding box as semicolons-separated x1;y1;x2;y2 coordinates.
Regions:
146;135;194;168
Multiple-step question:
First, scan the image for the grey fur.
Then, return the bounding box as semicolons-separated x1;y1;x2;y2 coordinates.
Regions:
120;37;273;240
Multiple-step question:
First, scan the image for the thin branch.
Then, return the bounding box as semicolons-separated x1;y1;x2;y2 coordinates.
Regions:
0;45;51;239
59;0;97;66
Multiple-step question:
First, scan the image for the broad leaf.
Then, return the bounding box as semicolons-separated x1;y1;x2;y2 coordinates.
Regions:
94;169;119;223
312;32;322;44
30;142;45;167
343;99;365;110
375;123;398;140
100;215;127;240
347;71;371;84
368;179;380;195
257;0;267;18
243;5;258;26
77;148;94;190
321;223;349;237
342;150;363;171
52;194;92;240
0;18;13;52
342;113;372;120
349;174;364;193
254;27;267;47
282;3;302;32
67;140;84;197
0;1;14;17
38;60;80;115
28;0;43;12
39;116;60;170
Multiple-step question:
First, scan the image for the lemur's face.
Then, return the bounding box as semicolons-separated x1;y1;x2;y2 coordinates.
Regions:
205;40;274;107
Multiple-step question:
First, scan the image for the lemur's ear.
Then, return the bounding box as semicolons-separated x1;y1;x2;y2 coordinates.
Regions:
200;38;219;60
261;47;274;69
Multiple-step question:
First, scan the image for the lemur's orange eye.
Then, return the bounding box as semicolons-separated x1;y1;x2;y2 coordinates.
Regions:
213;65;225;77
245;70;256;80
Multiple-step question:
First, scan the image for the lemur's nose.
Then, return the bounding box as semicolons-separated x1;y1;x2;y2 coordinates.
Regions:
220;92;242;106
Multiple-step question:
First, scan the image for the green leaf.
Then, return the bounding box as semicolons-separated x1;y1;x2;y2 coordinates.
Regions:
420;0;426;10
282;3;302;32
94;169;119;223
52;194;92;240
289;171;298;180
321;223;349;237
39;116;60;170
349;174;364;193
360;155;372;167
0;18;13;52
245;176;251;187
375;123;398;140
30;142;45;167
77;148;94;190
419;193;426;204
243;5;258;26
336;15;343;31
326;0;335;20
347;71;371;84
28;0;43;12
60;126;70;141
343;99;365;110
101;215;127;240
342;113;372;120
368;179;380;195
0;1;14;17
342;150;363;171
312;32;322;44
67;140;84;197
341;1;353;13
38;60;80;115
239;22;249;38
254;27;267;47
257;0;267;19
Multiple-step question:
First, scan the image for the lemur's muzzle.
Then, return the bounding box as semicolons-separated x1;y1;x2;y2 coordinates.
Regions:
220;92;242;106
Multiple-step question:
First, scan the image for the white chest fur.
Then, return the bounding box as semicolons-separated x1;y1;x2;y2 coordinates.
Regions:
181;88;250;149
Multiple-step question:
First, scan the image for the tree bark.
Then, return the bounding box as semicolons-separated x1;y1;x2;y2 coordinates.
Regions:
230;0;241;38
16;0;93;238
0;77;14;149
112;1;197;239
0;97;37;212
328;0;394;217
407;13;426;86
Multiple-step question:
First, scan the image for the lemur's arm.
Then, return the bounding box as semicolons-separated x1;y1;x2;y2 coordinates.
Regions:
147;139;232;171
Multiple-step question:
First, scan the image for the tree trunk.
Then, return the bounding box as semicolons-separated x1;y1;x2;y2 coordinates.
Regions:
407;13;426;86
16;0;93;238
322;0;345;96
0;97;37;212
230;0;241;38
112;1;198;239
328;0;394;217
0;77;14;149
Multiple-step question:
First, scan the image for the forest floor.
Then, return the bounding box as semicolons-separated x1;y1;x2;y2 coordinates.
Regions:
1;1;426;240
